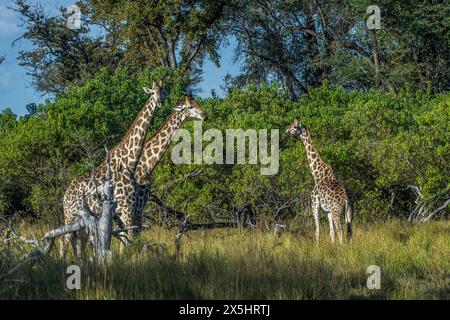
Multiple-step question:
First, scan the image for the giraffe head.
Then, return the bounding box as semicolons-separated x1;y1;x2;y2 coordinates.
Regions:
142;80;164;108
283;117;308;141
174;96;208;121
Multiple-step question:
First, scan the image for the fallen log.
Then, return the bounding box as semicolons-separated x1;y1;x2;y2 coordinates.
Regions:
183;222;238;230
1;146;119;266
404;185;450;223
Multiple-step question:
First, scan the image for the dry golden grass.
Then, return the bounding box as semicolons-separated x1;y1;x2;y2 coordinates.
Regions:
1;219;448;299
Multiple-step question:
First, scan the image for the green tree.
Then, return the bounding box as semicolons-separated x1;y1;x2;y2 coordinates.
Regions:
84;0;232;84
0;67;189;222
228;0;450;98
12;0;121;93
149;84;449;222
12;0;232;94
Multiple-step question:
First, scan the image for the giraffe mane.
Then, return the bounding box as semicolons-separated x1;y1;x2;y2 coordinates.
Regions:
109;95;159;154
143;110;179;147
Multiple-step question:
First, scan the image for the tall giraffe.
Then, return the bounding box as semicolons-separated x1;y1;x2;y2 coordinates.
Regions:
283;117;353;245
61;81;163;257
130;96;207;232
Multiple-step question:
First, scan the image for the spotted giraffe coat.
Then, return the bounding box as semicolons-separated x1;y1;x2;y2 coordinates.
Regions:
61;82;162;255
130;97;207;232
284;117;353;244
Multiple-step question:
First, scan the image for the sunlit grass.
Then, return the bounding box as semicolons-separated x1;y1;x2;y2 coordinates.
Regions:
0;220;448;299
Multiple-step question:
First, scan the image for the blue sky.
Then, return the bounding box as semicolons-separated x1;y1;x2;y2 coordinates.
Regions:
0;0;240;116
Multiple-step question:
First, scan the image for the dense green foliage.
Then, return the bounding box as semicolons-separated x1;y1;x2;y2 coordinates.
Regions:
0;68;448;223
0;67;189;222
12;0;230;93
220;0;450;97
153;83;449;222
1;0;448;302
12;1;449;96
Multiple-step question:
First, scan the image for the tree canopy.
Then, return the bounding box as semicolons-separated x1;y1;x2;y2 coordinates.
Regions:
12;0;449;96
1;1;449;223
228;0;450;99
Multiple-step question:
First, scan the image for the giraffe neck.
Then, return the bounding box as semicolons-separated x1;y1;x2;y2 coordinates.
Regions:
114;96;158;172
300;130;335;183
135;110;185;184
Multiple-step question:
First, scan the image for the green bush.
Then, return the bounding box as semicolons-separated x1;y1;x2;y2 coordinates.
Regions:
0;67;189;223
150;83;449;222
0;71;448;224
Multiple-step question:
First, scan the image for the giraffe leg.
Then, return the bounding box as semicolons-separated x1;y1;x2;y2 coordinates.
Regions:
77;230;88;258
125;192;137;241
133;194;145;237
332;210;343;245
136;184;151;237
116;209;129;253
67;231;87;260
327;212;335;245
114;192;133;251
75;238;83;259
117;209;128;252
131;206;140;238
117;210;133;252
311;195;320;245
132;214;142;238
59;234;70;259
70;233;81;259
345;201;353;241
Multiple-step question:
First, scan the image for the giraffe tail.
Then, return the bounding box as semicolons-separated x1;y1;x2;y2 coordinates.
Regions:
345;200;353;241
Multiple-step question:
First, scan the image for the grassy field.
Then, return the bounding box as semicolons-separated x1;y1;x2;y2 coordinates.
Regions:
0;219;448;299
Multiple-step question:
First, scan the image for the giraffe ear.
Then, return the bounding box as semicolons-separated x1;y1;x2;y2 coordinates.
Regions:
159;79;163;87
143;87;153;94
293;117;300;126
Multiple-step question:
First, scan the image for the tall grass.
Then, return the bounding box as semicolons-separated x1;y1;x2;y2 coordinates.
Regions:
0;220;448;299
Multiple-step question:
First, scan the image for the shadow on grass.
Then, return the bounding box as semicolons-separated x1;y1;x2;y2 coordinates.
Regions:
0;250;394;300
1;220;448;299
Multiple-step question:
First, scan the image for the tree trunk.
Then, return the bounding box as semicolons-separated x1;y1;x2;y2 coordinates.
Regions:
370;30;381;88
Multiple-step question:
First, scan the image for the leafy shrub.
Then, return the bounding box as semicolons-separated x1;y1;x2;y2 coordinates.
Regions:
0;72;448;223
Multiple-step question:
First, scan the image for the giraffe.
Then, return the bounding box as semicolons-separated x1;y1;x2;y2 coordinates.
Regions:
61;80;164;258
283;117;353;245
130;96;207;233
